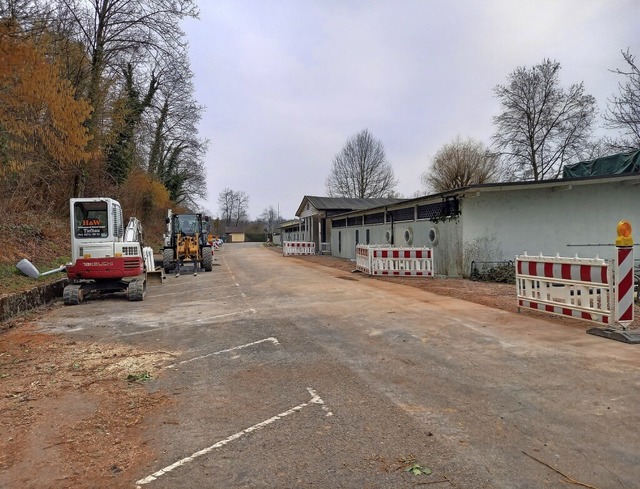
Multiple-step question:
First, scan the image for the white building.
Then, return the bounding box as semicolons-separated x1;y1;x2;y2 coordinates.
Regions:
327;174;640;277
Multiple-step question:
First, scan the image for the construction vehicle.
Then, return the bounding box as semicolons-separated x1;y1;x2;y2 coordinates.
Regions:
162;210;213;275
17;197;155;305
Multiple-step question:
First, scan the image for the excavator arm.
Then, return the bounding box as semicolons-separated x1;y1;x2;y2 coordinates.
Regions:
124;217;144;246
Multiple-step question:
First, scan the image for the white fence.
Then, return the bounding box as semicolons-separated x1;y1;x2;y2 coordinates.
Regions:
356;245;434;277
283;241;316;256
516;252;613;326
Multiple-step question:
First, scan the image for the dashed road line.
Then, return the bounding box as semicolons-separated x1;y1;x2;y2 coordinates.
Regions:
165;337;280;368
136;387;331;486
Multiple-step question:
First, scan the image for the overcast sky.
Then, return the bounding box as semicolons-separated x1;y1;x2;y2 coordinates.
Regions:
182;0;639;220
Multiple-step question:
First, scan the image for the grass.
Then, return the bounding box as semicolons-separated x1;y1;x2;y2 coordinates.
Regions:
0;213;71;296
0;262;68;295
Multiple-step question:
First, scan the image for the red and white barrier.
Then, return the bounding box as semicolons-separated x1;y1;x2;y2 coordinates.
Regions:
355;245;372;273
516;253;615;325
615;245;634;328
356;245;434;277
283;241;316;256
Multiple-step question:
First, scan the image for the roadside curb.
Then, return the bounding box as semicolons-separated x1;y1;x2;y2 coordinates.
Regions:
0;278;68;325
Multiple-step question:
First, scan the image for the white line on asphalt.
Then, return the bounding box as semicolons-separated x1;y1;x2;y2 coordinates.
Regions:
110;309;256;338
151;284;238;298
165;337;280;368
204;292;246;301
135;387;330;486
194;308;255;322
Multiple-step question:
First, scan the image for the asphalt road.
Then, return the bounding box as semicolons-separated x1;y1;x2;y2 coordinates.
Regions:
35;242;640;488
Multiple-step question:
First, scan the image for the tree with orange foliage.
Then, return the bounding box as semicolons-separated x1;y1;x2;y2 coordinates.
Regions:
0;21;92;211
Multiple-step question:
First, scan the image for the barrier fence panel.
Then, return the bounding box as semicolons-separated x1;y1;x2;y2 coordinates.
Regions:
354;246;434;277
355;245;372;273
283;241;316;256
516;253;613;325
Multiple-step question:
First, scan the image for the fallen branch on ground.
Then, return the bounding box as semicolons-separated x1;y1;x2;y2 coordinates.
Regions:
522;451;600;489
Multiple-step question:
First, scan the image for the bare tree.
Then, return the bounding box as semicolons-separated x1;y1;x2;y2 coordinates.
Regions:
217;188;249;227
0;0;51;30
259;205;282;234
55;0;199;195
423;136;503;193
326;129;397;198
218;188;235;226
492;59;597;181
144;57;208;208
605;49;640;151
232;191;249;226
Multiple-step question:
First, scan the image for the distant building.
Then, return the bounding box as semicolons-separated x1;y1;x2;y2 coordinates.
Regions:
225;226;245;243
289;196;402;254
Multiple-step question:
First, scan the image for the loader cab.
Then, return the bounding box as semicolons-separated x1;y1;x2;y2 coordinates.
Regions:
174;214;199;236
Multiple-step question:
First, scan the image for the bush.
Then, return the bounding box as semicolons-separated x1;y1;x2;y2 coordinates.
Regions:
470;262;515;284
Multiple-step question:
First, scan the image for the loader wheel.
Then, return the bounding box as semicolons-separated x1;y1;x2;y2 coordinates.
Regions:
163;248;174;273
63;284;83;306
127;279;146;301
202;246;213;271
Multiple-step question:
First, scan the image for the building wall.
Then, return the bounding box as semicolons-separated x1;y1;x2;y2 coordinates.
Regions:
461;180;640;264
227;232;245;243
330;216;464;276
325;177;640;277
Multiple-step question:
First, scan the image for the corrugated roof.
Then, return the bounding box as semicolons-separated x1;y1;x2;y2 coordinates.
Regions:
296;196;402;216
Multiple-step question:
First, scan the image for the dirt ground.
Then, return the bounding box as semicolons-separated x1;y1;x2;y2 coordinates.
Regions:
1;249;638;487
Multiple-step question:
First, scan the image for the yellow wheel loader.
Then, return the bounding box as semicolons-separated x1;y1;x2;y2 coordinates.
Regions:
162;211;213;275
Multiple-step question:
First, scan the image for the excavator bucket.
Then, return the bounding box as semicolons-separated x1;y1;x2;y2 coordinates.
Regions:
146;268;165;284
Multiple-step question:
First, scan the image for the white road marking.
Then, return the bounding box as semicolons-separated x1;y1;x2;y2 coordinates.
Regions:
151;284;237;298
194;308;255;322
206;293;246;301
112;309;256;338
136;388;330;486
165;337;280;368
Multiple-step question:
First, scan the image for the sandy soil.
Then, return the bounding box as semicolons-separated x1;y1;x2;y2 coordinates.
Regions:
280;250;640;330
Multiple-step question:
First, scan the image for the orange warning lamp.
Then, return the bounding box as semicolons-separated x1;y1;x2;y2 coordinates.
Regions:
616;220;633;246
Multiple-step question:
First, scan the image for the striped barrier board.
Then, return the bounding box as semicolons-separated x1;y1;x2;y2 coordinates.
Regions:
283;241;316;256
355;245;372;273
355;245;434;277
516;253;613;326
371;248;433;276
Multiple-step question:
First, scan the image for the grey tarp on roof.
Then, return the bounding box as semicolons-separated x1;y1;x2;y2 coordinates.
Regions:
563;150;640;178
